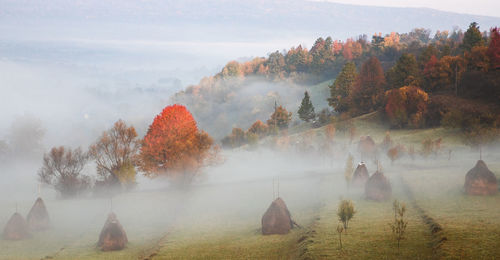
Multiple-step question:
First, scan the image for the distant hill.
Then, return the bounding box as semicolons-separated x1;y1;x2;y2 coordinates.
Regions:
2;0;499;42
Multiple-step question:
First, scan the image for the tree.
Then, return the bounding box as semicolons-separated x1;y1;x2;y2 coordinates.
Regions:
328;62;357;112
247;120;269;138
461;22;484;51
89;120;140;190
344;154;354;187
298;91;316;122
386;53;419;89
267;105;292;130
384;86;429;128
336;223;344;249
349;57;386;115
337;199;356;232
139;105;214;184
487;27;500;70
221;127;246;148
7;114;45;160
38;147;90;199
389;200;408;253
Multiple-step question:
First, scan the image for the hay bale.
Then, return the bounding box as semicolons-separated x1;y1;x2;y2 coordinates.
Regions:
358;136;376;160
365;171;392;201
352;162;369;187
97;213;128;251
262;197;293;235
465;160;498;196
27;197;50;231
3;212;31;240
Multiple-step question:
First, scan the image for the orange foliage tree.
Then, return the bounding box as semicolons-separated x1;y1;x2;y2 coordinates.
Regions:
139;105;214;183
385;86;429;128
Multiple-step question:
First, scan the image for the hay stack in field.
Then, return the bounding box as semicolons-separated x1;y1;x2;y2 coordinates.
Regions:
97;213;128;251
365;171;392;201
358;136;376;160
27;197;50;231
352;162;369;187
3;212;31;240
262;197;293;235
465;160;498;196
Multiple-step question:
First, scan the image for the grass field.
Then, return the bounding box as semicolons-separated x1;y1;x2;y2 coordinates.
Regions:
0;118;499;259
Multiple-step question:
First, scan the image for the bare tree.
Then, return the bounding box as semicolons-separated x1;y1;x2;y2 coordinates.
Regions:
38;146;90;198
89;120;140;190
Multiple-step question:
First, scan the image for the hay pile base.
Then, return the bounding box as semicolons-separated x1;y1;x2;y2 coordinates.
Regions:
3;212;31;240
352;163;369;187
465;160;498;196
27;197;51;231
262;197;293;235
365;171;392;201
97;213;128;251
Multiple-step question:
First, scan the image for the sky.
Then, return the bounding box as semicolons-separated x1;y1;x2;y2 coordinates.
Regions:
317;0;500;18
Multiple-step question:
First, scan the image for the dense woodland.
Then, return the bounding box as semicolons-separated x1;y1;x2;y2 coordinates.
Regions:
170;23;500;148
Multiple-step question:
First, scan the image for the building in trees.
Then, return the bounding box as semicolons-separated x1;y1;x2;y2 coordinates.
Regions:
298;91;316;122
89;120;140;191
139;105;214;185
38;147;90;198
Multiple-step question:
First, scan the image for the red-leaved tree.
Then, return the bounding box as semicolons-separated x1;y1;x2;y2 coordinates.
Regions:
139;105;214;184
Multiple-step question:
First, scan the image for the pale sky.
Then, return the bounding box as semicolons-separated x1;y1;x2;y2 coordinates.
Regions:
316;0;500;18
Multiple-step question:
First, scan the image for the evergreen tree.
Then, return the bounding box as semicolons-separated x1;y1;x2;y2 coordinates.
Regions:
386;53;420;89
298;91;316;122
328;62;357;112
461;22;484;51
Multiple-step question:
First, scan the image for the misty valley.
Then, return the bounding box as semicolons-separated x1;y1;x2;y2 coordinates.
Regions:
0;1;500;259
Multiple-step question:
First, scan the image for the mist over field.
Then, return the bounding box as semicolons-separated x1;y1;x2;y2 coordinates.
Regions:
0;0;499;259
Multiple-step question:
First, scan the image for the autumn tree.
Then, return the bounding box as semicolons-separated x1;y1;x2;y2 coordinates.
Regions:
221;127;246;148
267;105;292;130
337;199;356;232
328;62;357;113
349;56;386;116
487;27;500;70
38;146;91;199
89;120;140;191
461;22;484;51
385;86;429;128
247;120;269;137
298;91;316;122
386;53;419;89
139;105;214;185
390;200;408;253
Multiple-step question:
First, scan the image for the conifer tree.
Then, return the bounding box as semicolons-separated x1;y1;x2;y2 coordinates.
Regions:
328;62;357;112
461;22;484;51
298;91;316;122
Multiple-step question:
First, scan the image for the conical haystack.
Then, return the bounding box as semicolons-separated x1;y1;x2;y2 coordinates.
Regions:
465;160;498;196
27;197;50;231
352;162;369;187
3;212;31;240
97;213;128;251
262;197;293;235
365;171;392;201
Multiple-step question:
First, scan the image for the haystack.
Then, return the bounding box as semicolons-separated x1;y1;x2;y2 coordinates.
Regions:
465;160;498;196
97;212;128;251
262;197;293;235
27;197;50;231
365;171;392;201
358;136;376;160
352;162;369;187
3;212;31;240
